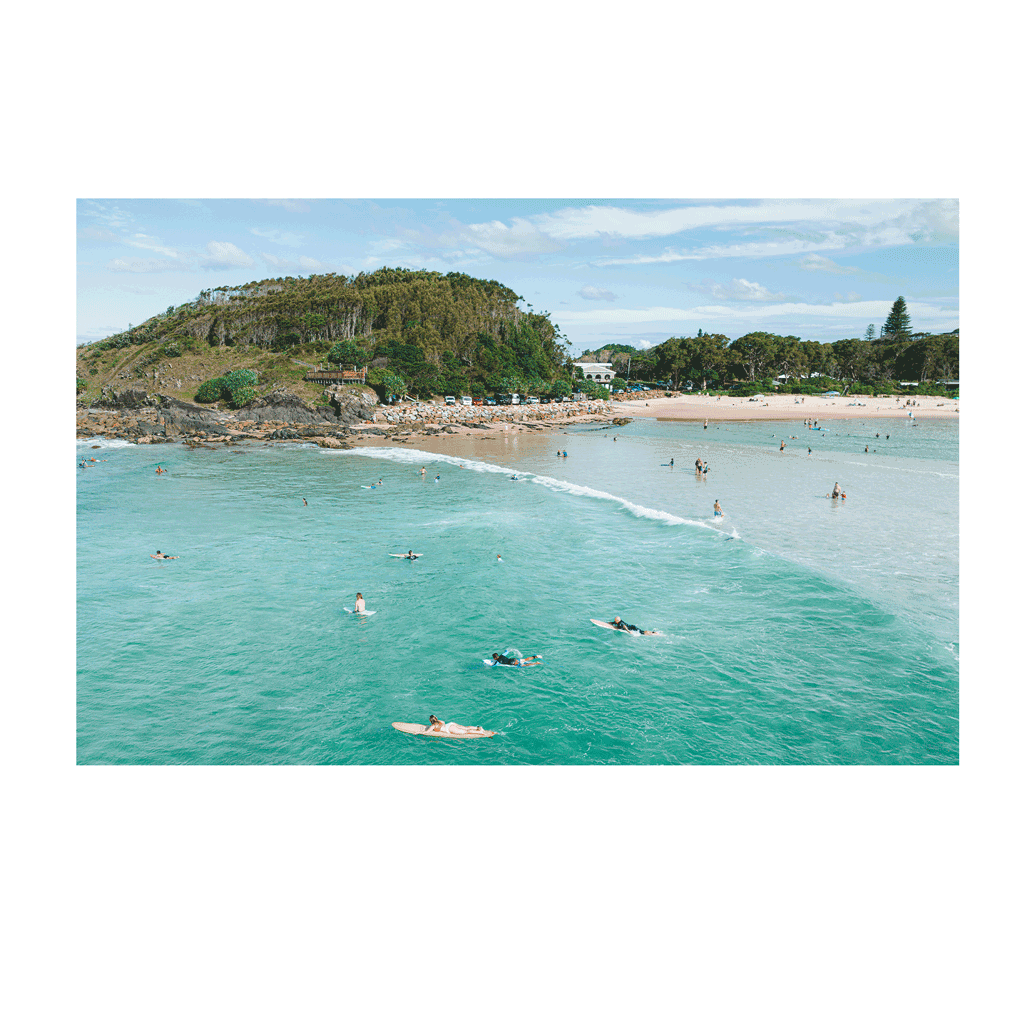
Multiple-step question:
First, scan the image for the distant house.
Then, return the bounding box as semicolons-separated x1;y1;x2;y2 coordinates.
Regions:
574;361;614;389
822;390;840;397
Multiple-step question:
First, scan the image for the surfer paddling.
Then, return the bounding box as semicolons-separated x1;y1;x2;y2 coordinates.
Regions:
150;550;179;560
491;651;541;666
610;616;657;636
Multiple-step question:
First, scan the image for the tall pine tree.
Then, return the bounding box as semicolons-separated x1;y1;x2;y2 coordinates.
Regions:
883;296;912;339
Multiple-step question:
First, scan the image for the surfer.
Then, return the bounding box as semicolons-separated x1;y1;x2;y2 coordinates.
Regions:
426;714;484;735
497;554;503;561
713;500;723;517
610;616;657;636
491;651;541;666
302;497;307;506
150;550;179;560
354;592;365;613
669;458;674;467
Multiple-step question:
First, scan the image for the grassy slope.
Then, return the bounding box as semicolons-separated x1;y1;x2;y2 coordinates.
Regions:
76;339;371;409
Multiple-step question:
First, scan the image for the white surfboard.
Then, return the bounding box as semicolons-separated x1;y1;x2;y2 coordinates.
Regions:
591;618;641;636
345;608;376;615
392;722;495;739
388;553;423;557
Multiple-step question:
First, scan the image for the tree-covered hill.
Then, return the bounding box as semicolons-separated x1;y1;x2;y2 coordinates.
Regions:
77;268;575;404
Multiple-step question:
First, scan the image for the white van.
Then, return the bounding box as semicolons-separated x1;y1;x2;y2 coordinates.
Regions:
510;393;521;405
460;396;472;406
444;395;456;405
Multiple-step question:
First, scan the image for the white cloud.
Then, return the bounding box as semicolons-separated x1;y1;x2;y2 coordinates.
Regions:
256;199;311;213
555;298;958;325
106;257;184;274
834;291;863;302
596;237;845;265
250;226;304;247
578;285;618;301
689;278;786;301
200;241;255;269
442;217;562;258
534;199;954;242
125;233;182;260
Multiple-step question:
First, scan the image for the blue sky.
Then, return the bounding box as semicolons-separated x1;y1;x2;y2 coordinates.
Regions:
77;198;958;355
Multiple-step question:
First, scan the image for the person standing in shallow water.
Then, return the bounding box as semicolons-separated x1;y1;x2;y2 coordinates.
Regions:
713;500;723;517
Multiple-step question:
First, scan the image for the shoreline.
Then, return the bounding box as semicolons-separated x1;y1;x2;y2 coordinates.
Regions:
75;388;957;450
612;392;958;422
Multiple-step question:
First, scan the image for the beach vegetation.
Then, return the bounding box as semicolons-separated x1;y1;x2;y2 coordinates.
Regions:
194;369;260;407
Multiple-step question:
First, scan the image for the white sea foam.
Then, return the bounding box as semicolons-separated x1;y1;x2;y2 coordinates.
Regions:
347;446;726;533
77;436;136;448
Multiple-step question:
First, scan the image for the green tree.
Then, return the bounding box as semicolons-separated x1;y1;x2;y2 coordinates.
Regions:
864;324;876;342
883;297;912;339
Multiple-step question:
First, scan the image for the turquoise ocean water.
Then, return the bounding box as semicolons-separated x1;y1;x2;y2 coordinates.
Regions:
77;414;958;764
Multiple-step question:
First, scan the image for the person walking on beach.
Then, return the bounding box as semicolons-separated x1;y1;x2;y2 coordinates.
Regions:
354;592;365;613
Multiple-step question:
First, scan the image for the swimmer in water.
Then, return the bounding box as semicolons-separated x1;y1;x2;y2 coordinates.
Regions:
150;550;180;559
406;550;418;560
302;498;307;506
497;555;503;561
713;500;723;517
434;475;440;482
420;467;426;476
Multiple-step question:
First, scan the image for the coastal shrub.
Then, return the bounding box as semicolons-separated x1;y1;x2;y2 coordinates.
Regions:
229;385;257;408
76;377;87;394
195;378;224;403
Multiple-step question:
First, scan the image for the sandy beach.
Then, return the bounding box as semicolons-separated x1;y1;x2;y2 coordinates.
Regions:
613;391;958;422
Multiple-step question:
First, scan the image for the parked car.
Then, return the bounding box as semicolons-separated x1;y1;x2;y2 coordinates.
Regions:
444;395;456;405
527;396;540;404
472;396;484;406
460;396;472;406
485;397;497;405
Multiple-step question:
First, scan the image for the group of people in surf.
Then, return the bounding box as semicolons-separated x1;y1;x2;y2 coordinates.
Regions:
555;450;568;457
694;457;709;475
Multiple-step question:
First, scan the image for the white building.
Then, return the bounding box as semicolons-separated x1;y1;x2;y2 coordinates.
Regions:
574;361;615;389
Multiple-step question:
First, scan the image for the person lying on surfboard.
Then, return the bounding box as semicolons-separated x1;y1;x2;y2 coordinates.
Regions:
426;714;485;734
491;651;542;666
610;616;657;635
150;550;179;559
